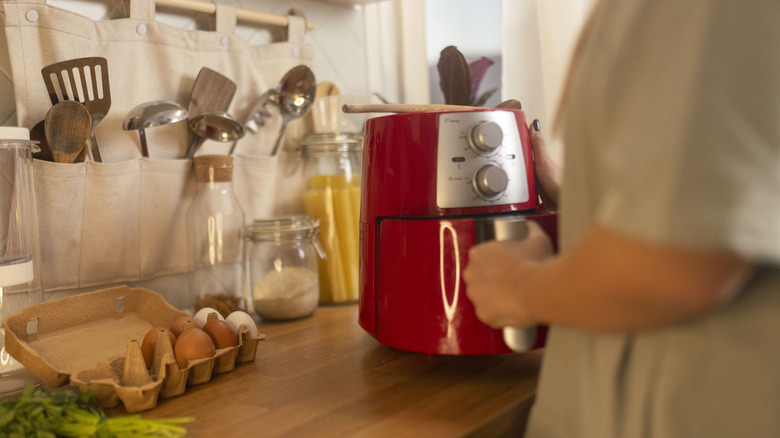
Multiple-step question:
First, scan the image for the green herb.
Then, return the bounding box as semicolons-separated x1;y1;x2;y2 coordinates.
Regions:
0;384;193;437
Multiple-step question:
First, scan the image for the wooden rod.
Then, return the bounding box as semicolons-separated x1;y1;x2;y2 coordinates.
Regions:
155;0;315;30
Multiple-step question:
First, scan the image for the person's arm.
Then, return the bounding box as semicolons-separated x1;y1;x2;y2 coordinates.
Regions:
464;222;756;332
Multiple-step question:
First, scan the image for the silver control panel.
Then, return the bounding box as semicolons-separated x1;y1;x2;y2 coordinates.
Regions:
436;111;530;209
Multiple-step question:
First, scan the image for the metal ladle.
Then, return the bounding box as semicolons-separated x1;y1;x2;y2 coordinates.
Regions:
123;100;189;158
269;65;316;156
186;111;245;158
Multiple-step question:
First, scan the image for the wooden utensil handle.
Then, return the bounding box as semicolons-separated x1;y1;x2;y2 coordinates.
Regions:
341;104;482;114
342;99;522;114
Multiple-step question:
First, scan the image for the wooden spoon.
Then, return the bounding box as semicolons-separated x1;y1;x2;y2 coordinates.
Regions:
315;81;340;99
494;99;523;110
44;101;92;164
342;99;522;114
342;103;476;114
303;81;340;134
29;120;54;162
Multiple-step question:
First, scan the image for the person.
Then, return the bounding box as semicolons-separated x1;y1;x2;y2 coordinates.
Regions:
463;1;780;437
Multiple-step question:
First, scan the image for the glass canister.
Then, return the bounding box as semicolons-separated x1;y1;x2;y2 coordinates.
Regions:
0;127;44;396
300;133;362;304
246;216;323;320
186;155;246;317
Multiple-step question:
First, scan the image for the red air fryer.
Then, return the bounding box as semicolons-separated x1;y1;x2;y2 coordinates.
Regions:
359;108;557;355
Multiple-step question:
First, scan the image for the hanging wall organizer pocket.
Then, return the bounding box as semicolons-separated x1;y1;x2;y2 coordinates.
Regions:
2;0;313;297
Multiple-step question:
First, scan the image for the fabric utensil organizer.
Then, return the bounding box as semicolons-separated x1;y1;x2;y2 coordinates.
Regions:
0;0;313;301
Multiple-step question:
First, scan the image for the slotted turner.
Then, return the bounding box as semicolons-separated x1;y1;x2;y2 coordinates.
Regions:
41;57;111;162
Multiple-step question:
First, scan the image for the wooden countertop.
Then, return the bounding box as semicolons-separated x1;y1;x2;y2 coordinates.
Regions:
123;304;542;437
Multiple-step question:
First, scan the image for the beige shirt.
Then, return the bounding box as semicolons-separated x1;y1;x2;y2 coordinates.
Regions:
525;1;780;437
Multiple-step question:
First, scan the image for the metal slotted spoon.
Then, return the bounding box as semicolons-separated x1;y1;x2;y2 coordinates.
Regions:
41;57;111;162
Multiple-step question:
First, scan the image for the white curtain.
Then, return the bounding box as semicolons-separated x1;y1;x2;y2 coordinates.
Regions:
502;0;594;161
363;0;593;160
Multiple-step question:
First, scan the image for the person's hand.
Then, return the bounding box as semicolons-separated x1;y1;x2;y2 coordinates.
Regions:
530;120;561;210
463;221;554;328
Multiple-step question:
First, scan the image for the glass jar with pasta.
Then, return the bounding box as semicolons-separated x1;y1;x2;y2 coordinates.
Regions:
300;133;362;304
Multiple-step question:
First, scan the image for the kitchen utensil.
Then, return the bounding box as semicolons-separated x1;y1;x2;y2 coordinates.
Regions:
44;101;92;164
342;103;473;114
343;101;522;114
186;111;245;158
494;99;523;109
303;82;340;134
358;109;557;355
241;90;277;134
315;81;339;98
29;121;53;162
269;65;316;156
232;66;317;156
185;67;237;158
187;67;237;118
239;80;329;139
474;217;538;352
41;57;111;162
123;100;189;158
229;88;277;156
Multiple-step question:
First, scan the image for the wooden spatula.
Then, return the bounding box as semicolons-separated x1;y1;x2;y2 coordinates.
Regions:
185;67;237;158
41;57;111;162
188;67;237;117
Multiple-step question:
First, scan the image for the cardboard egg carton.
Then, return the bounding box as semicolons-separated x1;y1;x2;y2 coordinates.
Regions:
1;285;264;413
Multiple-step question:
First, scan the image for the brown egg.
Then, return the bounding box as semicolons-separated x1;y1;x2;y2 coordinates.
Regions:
141;327;176;369
169;316;201;338
203;319;238;349
174;327;216;369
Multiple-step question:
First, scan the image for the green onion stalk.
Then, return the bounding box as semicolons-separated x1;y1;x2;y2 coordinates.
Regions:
0;384;193;437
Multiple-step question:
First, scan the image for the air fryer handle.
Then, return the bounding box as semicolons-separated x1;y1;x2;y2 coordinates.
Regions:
475;216;537;352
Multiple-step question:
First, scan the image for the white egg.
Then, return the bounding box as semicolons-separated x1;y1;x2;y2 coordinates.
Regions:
226;310;259;339
193;306;225;327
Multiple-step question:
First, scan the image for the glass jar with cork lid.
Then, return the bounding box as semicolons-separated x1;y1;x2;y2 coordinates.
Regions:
186;155;246;317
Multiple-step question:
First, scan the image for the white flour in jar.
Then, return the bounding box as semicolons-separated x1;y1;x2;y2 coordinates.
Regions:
253;266;319;320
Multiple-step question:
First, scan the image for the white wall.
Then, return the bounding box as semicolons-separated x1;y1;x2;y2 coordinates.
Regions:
502;0;592;131
361;0;592;125
425;0;502;107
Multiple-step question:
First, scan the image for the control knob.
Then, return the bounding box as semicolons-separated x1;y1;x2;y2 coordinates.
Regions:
473;165;509;198
469;121;503;154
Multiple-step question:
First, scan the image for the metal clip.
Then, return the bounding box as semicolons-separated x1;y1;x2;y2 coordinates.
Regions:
310;227;327;260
